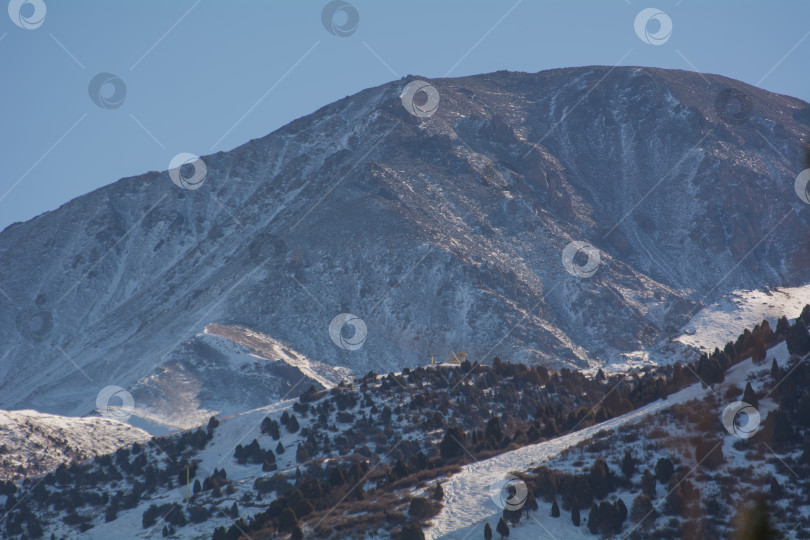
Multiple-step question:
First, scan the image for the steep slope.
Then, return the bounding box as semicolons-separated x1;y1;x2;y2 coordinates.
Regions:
0;410;151;482
6;308;807;539
107;325;342;433
1;67;808;421
425;354;762;539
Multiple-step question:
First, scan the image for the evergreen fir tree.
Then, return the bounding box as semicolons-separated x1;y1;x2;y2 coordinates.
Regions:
787;320;810;356
496;517;510;539
551;499;560;517
433;482;444;501
743;382;759;408
621;450;636;478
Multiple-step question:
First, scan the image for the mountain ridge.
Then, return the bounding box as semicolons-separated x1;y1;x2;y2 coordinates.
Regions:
1;66;808;426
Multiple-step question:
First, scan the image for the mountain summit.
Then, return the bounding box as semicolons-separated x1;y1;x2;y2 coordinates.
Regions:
1;67;808;427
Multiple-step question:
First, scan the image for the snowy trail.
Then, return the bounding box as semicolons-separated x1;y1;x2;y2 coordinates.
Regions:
427;379;707;539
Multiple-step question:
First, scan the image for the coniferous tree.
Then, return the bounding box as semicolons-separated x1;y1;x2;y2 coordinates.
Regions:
630;493;654;525
400;523;425;540
641;470;656;498
787;320;810;356
801;304;810;325
496;517;510;539
773;315;790;337
551;499;560;517
751;337;767;364
615;498;628;525
588;502;600;534
484;416;504;446
484;522;493;540
769;477;783;498
278;508;297;532
621;450;636;478
439;426;467;459
770;358;780;379
571;498;581;526
329;467;345;487
433;482;444;501
589;458;610;499
742;382;759;408
696;439;725;468
524;491;538;516
654;457;674;484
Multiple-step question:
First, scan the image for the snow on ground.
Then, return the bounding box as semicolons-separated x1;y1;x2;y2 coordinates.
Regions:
63;398;303;540
118;323;347;435
204;323;350;389
609;284;810;375
0;409;151;481
429;344;793;539
676;285;810;351
427;382;706;538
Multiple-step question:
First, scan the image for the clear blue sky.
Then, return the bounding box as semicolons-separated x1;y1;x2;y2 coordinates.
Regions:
1;0;808;230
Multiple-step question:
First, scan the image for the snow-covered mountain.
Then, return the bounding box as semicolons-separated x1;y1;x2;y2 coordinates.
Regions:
1;66;809;430
4;305;809;539
0;409;150;482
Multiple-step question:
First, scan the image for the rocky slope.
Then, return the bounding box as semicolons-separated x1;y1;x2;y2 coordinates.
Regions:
1;67;808;426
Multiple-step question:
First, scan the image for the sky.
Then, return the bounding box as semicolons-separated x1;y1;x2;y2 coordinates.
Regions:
1;0;808;231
